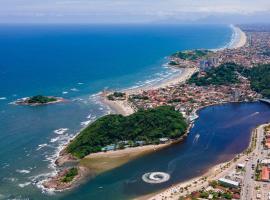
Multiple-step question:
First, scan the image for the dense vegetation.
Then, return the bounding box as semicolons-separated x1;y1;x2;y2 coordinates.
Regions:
61;167;78;183
188;63;241;86
27;95;57;104
243;64;270;98
172;49;211;61
67;106;188;158
188;62;270;98
107;92;126;100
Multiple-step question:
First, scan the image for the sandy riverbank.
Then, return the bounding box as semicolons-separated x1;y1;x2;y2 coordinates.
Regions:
80;143;171;175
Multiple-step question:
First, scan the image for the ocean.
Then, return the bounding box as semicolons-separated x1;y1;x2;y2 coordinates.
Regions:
0;24;259;200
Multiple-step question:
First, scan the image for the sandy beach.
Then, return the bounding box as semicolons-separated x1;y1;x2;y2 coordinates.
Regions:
103;25;247;117
229;25;247;49
103;67;197;116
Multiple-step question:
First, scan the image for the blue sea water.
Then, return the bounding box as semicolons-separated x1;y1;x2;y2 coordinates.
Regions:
1;24;266;200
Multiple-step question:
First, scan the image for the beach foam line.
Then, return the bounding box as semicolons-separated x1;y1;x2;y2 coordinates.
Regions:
81;120;91;126
54;128;69;135
37;143;48;150
16;169;31;174
18;182;31;188
70;88;79;92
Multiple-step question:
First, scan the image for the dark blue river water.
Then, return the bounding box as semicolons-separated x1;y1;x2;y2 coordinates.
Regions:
61;102;270;200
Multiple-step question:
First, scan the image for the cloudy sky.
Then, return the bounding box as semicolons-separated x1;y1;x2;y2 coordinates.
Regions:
1;0;270;23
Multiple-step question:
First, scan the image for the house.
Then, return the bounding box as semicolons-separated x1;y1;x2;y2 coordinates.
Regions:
261;166;270;182
218;178;240;188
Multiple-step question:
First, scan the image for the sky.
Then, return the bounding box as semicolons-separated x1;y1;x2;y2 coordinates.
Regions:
0;0;270;23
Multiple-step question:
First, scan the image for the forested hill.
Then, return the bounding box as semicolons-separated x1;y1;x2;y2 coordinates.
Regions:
67;106;188;158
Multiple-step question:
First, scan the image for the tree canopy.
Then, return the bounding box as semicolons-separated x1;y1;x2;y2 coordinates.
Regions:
67;106;188;158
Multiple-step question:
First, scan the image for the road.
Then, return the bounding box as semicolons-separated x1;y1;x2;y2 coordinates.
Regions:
241;125;270;200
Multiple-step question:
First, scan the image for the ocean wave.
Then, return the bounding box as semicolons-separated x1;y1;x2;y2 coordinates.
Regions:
2;163;9;169
87;114;92;119
77;82;84;85
81;120;91;126
70;88;79;92
53;128;69;135
36;143;48;150
18;182;31;188
4;177;18;182
62;91;68;94
211;24;237;51
32;132;77;193
0;97;7;100
16;169;31;174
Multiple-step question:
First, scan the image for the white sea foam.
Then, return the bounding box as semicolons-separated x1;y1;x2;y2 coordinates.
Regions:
36;143;48;150
81;120;91;126
18;182;31;188
62;91;68;94
70;88;79;92
4;177;18;182
77;82;84;85
53;128;69;135
0;97;7;100
32;130;79;193
211;24;238;51
87;114;92;119
16;169;31;174
2;163;9;169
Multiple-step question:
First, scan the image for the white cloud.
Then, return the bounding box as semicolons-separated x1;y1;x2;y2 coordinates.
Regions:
0;0;269;23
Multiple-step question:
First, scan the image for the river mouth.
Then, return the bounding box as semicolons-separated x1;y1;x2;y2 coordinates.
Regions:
59;102;270;200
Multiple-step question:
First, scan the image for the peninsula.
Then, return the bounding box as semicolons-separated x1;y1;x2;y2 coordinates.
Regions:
43;106;188;190
43;25;270;196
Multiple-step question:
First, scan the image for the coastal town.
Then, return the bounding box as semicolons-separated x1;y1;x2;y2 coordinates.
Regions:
103;25;270;200
106;25;270;122
39;24;270;199
145;123;270;200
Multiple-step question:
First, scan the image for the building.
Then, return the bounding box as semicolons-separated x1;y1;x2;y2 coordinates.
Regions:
236;163;245;169
159;137;169;143
101;144;116;152
261;159;270;165
261;166;270;182
218;178;240;188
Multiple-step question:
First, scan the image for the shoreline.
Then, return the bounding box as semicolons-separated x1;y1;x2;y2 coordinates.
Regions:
102;67;197;116
42;25;249;192
139;123;265;200
102;24;247;116
229;25;247;49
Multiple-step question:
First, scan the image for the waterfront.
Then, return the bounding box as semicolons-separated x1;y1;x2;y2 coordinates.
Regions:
61;102;270;200
0;24;233;199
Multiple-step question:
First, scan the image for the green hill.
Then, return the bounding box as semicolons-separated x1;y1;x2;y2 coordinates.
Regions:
67;106;188;158
188;63;241;86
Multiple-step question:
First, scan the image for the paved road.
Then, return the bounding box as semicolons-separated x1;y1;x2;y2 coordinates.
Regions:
241;125;270;200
